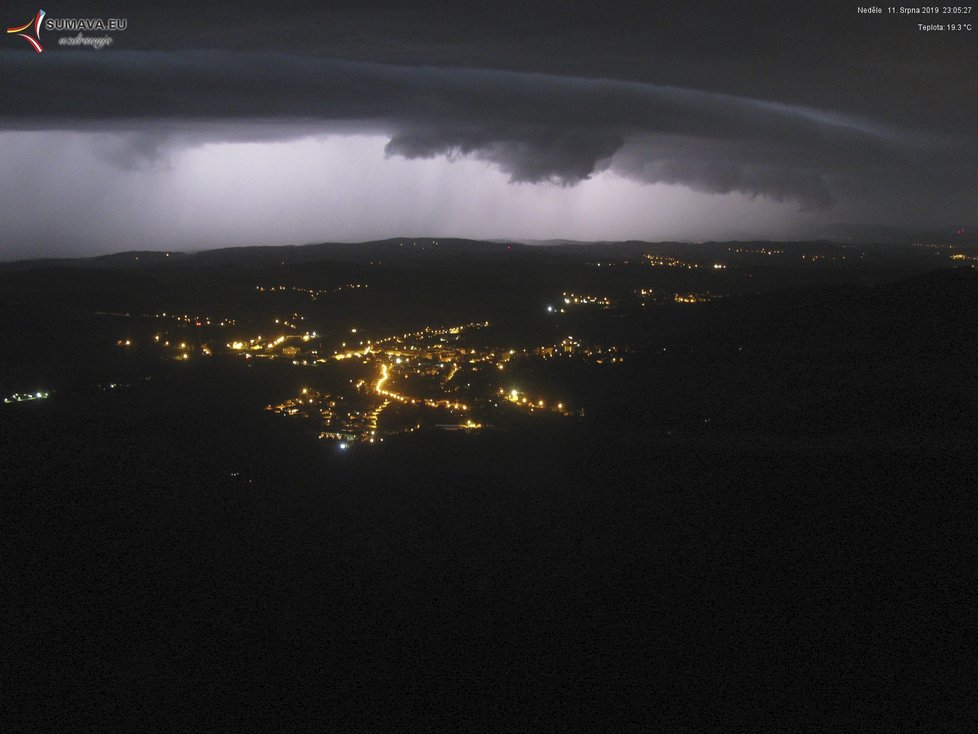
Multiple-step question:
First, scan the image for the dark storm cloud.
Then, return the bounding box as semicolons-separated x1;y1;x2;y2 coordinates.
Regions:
0;0;974;239
3;48;970;208
384;127;624;184
89;130;172;170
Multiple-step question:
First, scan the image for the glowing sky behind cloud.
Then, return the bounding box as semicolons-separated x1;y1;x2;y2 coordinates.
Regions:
0;131;809;259
0;2;973;259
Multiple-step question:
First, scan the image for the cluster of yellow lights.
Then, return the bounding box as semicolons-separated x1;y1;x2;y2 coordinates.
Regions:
562;292;612;307
362;399;391;434
800;254;851;262
333;345;374;360
149;312;236;327
374;363;468;411
3;391;50;404
271;389;388;444
373;321;490;346
636;290;725;307
500;388;568;414
532;337;623;364
238;316;597;445
126;335;212;361
644;254;699;269
228;332;318;354
273;349;485;446
256;284;368;300
728;247;784;255
673;293;715;304
273;313;305;330
641;254;725;270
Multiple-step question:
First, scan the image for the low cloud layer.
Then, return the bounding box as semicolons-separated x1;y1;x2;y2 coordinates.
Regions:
0;131;811;260
3;50;972;213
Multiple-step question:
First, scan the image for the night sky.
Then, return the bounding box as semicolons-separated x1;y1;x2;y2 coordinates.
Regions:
1;1;975;258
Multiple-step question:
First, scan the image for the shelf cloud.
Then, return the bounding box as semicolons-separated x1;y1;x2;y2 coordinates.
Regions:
0;1;974;256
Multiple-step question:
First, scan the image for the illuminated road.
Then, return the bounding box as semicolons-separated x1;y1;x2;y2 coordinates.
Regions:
374;362;415;404
374;361;467;411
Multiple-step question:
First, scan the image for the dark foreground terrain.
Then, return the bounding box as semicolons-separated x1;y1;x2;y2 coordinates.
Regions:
2;239;976;730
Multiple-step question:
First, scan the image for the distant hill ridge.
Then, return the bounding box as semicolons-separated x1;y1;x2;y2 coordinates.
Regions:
5;232;975;271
